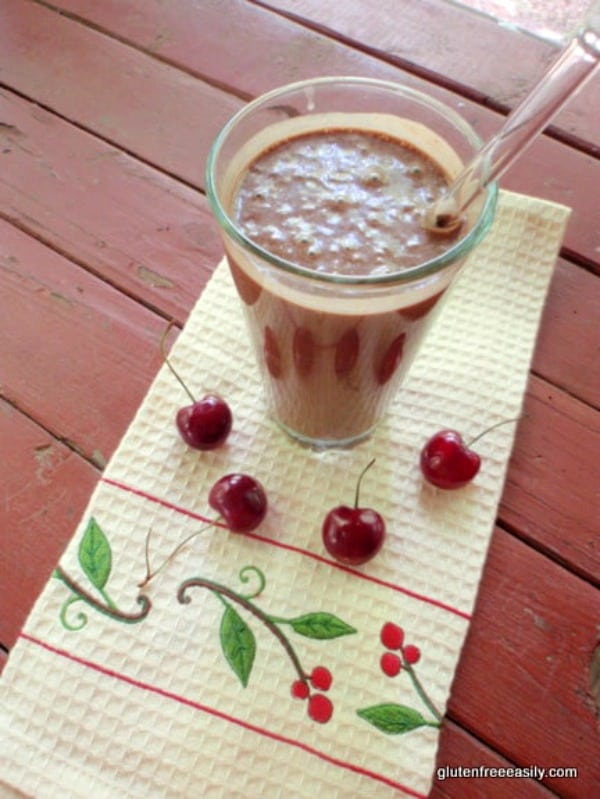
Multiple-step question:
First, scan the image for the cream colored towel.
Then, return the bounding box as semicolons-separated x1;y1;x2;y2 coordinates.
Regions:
0;192;570;798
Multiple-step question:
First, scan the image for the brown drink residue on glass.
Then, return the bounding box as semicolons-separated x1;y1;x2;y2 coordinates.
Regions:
227;127;461;444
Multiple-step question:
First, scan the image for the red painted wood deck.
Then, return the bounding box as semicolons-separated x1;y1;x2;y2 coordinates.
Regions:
1;1;598;796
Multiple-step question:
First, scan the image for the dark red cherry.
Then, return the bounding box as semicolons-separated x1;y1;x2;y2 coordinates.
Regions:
420;429;481;489
322;506;385;565
160;322;233;450
322;459;385;565
208;473;267;532
176;394;232;450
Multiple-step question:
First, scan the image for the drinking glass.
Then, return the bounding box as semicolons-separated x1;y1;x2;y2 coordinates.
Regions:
206;77;497;448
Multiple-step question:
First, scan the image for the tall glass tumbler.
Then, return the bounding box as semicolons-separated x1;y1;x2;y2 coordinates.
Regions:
206;77;497;448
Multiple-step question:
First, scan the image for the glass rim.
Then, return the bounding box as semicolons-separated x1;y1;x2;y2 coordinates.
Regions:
205;75;498;287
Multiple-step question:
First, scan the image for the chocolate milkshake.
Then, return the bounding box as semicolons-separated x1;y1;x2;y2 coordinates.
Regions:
207;80;497;447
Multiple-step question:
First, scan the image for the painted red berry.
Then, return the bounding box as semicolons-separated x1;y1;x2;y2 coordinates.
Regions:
403;644;421;665
291;680;310;700
307;693;334;724
380;652;402;677
310;666;333;691
380;622;404;650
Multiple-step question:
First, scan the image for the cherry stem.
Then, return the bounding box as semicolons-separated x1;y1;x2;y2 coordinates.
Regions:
354;458;376;508
466;416;521;448
178;576;307;682
160;320;196;404
403;655;443;724
138;520;220;588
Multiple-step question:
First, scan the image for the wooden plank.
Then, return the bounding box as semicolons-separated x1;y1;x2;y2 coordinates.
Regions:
0;88;221;324
432;722;558;798
500;376;600;584
2;0;599;268
0;399;99;650
256;0;600;149
0;0;241;187
532;258;600;410
448;527;600;798
43;0;598;149
0;218;175;465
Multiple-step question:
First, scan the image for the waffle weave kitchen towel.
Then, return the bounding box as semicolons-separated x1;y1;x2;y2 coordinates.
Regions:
0;191;570;798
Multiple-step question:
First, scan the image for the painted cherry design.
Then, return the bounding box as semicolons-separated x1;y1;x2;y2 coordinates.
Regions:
161;321;233;450
380;651;402;677
380;621;404;649
209;473;268;533
322;459;385;565
310;665;333;691
357;621;443;733
291;665;334;723
419;429;480;489
308;694;334;723
379;622;421;677
291;680;310;700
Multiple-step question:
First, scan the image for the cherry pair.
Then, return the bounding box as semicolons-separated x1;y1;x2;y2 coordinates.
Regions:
321;422;508;567
158;326;266;539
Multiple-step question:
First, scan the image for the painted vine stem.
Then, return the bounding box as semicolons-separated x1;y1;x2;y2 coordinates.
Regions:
53;517;151;630
178;567;357;691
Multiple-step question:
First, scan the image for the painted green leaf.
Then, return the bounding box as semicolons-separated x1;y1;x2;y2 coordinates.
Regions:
78;517;112;591
357;703;429;734
220;604;256;687
288;612;356;640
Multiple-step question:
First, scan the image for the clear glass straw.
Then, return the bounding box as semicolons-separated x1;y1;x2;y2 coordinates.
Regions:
427;0;600;229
